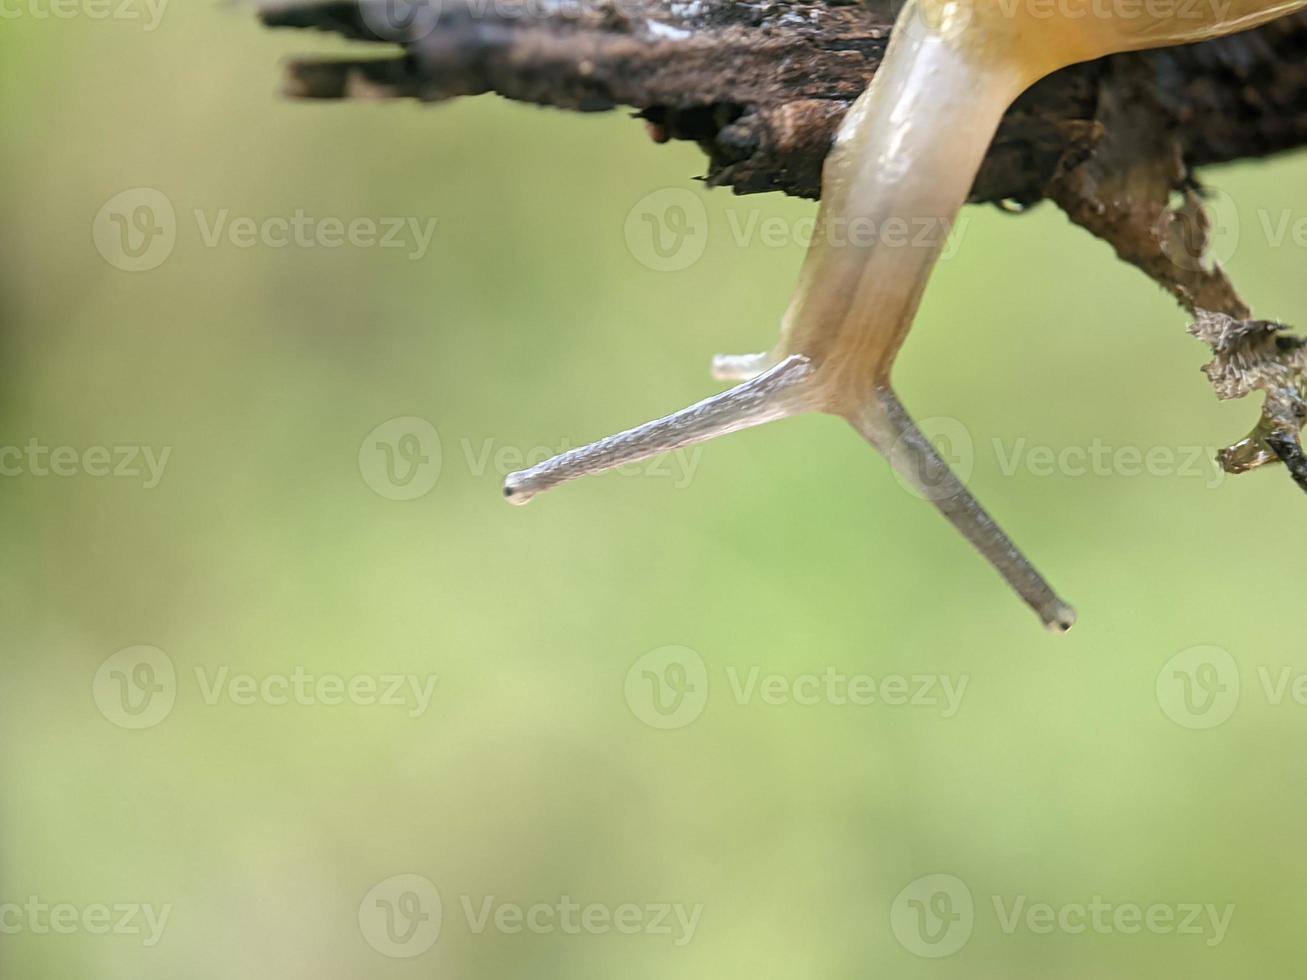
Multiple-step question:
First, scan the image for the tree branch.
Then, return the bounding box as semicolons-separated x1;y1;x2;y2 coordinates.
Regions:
260;1;1307;202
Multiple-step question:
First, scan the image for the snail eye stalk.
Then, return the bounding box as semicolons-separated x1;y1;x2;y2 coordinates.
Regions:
503;355;818;504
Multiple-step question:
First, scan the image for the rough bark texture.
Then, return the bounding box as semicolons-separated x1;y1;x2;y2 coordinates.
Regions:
258;0;1307;490
260;1;1307;201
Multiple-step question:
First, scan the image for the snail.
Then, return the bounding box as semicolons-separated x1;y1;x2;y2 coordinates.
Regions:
502;0;1307;630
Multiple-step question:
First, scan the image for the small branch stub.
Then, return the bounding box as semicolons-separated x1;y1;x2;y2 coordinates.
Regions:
1189;312;1307;492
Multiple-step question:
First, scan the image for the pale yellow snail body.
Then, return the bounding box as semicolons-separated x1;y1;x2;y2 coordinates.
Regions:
504;0;1307;629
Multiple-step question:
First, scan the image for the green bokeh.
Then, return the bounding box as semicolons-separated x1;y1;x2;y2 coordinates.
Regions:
2;5;1305;978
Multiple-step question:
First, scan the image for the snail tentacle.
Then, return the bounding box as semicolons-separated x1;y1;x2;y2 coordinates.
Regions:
503;355;819;504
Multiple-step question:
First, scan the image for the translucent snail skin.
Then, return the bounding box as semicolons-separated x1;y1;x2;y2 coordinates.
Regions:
502;0;1307;630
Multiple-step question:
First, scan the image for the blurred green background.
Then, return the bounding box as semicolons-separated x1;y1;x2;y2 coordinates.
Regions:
3;4;1306;978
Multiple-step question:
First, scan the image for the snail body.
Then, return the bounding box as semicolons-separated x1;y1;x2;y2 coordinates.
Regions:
505;0;1307;629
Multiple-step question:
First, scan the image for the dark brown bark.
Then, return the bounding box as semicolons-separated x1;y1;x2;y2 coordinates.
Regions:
261;1;1307;203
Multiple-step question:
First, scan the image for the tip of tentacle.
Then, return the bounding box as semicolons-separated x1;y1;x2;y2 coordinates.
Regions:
502;474;534;505
1044;602;1077;634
